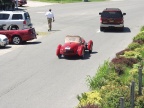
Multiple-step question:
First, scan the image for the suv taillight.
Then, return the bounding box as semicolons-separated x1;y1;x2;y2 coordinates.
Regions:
100;18;102;23
120;19;124;23
23;20;26;24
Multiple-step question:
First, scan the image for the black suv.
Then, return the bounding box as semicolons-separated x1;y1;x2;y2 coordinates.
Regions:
99;8;126;31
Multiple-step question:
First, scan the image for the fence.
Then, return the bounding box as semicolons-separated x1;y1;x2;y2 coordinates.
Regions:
120;66;143;108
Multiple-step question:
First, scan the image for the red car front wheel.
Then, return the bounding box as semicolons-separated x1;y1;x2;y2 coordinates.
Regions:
56;44;62;58
89;44;93;53
78;46;85;59
88;40;93;53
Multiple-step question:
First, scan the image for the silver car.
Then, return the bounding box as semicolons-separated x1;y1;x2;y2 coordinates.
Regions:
0;11;32;30
0;34;9;47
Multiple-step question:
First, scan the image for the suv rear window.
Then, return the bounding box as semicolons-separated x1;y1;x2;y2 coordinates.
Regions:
0;14;10;20
101;11;123;18
12;14;23;20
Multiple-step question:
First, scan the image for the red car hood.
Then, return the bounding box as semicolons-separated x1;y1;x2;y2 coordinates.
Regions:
62;42;80;49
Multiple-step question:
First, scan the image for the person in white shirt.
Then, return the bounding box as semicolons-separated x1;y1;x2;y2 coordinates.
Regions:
45;9;55;31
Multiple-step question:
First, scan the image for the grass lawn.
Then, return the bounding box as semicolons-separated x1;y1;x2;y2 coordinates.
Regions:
30;0;107;3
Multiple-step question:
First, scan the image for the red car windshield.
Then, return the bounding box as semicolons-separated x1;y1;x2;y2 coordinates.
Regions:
65;36;81;43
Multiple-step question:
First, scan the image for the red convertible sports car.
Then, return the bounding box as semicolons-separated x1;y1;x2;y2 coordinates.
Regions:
56;35;93;58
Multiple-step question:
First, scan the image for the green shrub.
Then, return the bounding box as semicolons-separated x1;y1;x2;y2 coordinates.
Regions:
134;47;144;58
128;42;141;50
134;47;144;53
129;64;139;78
136;96;144;108
87;60;110;90
110;61;126;75
100;85;130;108
133;40;144;45
135;95;144;108
116;49;131;57
141;51;144;58
77;104;100;108
113;64;126;75
133;32;144;40
129;63;144;75
119;67;133;85
77;91;102;108
101;72;121;85
140;26;144;32
133;32;144;44
122;51;142;60
111;57;138;68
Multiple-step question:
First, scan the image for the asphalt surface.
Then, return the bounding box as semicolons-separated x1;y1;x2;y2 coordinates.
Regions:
0;0;144;108
25;0;57;7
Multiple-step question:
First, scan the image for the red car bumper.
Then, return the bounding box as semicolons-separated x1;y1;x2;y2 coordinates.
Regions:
22;28;37;41
61;49;77;56
18;1;27;6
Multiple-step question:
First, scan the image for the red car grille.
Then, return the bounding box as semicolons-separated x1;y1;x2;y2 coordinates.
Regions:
64;50;74;54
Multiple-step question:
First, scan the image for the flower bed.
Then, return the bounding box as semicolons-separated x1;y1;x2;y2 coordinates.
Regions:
76;26;144;108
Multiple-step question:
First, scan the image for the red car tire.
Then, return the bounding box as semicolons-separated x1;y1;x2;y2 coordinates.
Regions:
87;40;93;53
56;44;62;58
78;45;84;58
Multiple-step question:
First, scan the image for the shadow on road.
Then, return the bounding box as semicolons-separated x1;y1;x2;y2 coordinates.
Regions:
0;46;12;49
48;30;61;32
59;51;98;60
22;41;42;45
103;27;131;33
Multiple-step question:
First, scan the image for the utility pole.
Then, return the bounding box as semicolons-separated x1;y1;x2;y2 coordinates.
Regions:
15;0;18;9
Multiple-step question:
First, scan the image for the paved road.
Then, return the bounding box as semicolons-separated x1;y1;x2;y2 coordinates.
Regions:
0;0;144;108
25;0;57;7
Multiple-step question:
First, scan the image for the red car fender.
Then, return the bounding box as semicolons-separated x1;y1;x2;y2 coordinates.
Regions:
77;45;84;56
87;40;93;50
56;44;62;56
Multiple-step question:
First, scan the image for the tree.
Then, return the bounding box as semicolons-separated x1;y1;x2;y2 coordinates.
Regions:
0;0;15;10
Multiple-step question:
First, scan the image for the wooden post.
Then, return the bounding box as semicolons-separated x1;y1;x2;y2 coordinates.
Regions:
130;81;135;108
120;97;124;108
138;66;142;95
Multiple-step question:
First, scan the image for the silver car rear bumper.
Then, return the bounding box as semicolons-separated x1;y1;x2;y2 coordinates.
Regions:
0;41;9;47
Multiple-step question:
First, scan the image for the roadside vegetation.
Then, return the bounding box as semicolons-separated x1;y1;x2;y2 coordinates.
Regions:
31;0;106;3
37;31;48;36
76;26;144;108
